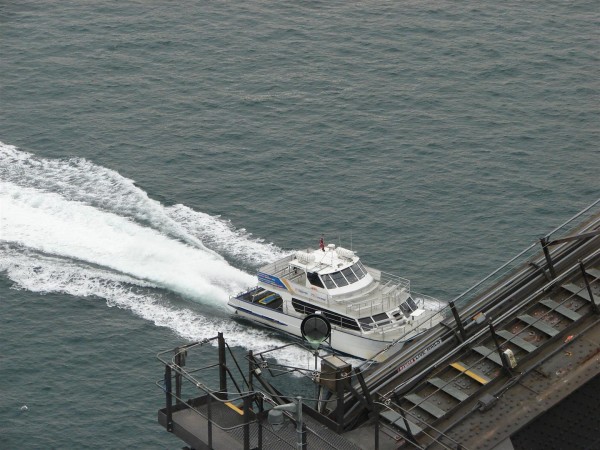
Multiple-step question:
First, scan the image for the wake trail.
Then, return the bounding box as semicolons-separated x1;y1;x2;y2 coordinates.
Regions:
1;180;250;302
0;141;307;365
0;142;288;265
0;247;315;367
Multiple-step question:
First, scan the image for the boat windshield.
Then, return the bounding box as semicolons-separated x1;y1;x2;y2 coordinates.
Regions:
321;274;336;289
307;272;324;288
353;261;367;277
320;262;367;289
399;296;418;315
342;267;358;283
330;271;349;287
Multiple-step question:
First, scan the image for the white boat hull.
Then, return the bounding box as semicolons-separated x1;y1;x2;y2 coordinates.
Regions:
229;299;404;361
227;244;443;361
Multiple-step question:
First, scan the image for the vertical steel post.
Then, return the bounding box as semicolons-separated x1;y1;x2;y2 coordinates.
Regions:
399;408;416;443
540;237;557;279
164;364;173;432
579;260;600;314
335;369;344;433
293;397;306;450
243;395;251;450
374;410;380;450
218;332;227;396
248;350;254;392
174;348;183;405
488;320;513;376
207;393;213;448
449;301;466;342
301;422;307;450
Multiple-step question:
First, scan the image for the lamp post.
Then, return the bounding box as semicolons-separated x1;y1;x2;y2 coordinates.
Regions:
268;396;306;449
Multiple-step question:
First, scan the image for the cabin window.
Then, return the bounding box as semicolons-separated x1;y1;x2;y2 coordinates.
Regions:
407;297;418;311
307;272;324;288
292;298;318;315
330;271;349;287
358;261;367;276
321;274;336;289
349;264;364;280
399;296;418;315
358;316;374;331
399;302;412;315
322;311;360;331
372;313;389;322
372;312;391;326
291;298;360;331
350;262;367;279
342;267;358;283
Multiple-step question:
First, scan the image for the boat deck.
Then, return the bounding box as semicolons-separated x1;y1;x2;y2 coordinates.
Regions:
259;254;417;314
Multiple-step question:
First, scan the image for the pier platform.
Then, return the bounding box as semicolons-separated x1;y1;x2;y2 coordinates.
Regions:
157;203;600;449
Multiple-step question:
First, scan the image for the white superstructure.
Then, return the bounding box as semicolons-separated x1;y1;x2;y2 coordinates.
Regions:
228;243;443;361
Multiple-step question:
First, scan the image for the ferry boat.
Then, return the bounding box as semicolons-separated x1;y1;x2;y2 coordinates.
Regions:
229;241;444;361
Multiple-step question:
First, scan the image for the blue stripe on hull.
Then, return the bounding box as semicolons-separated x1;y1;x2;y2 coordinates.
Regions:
257;272;288;290
233;306;289;327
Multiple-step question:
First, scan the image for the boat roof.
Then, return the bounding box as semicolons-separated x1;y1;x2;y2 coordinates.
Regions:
290;244;359;275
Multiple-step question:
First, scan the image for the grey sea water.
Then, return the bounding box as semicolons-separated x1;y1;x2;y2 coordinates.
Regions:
1;1;598;448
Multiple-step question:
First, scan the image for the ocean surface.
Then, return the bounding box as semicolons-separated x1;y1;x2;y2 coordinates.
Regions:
1;1;598;448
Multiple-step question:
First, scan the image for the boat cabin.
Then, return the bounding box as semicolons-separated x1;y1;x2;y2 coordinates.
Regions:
291;244;374;294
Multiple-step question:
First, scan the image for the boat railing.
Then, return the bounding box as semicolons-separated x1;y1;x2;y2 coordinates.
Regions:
408;292;447;331
379;271;411;292
366;293;446;337
346;295;395;317
413;292;445;311
157;333;346;449
444;198;600;314
344;271;411;317
259;254;295;277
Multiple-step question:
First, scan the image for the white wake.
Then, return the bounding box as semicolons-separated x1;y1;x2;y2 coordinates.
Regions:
0;141;311;366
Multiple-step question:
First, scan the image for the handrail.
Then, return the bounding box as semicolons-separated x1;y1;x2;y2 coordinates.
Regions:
452;198;600;313
157;333;355;449
383;248;600;399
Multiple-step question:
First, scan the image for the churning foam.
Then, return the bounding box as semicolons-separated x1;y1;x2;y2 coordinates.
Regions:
1;180;252;302
0;141;309;365
0;142;288;265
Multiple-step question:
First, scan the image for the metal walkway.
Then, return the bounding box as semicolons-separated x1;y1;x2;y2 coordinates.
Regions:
156;201;600;450
337;204;600;449
376;263;599;448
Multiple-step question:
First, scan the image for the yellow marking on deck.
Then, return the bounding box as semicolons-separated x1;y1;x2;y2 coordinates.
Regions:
225;402;244;415
450;362;489;385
